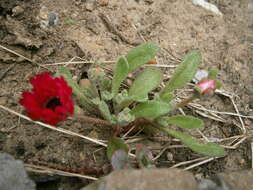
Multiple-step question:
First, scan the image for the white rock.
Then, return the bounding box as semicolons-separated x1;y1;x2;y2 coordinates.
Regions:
193;0;223;16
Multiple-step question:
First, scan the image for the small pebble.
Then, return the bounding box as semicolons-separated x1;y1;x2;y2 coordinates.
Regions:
0;97;8;105
39;6;49;20
193;69;209;83
48;12;58;26
12;6;24;16
86;2;95;11
166;152;174;161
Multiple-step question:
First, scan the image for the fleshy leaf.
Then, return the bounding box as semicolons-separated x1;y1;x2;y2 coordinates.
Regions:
215;80;222;89
126;42;159;72
111;150;129;170
165;115;204;130
136;144;154;168
112;42;159;96
93;99;115;123
208;68;219;79
128;68;162;101
117;108;135;126
101;91;113;101
160;51;201;96
111;56;129;96
161;127;225;157
107;137;129;160
130;101;171;119
155;93;174;103
99;77;112;92
74;105;84;115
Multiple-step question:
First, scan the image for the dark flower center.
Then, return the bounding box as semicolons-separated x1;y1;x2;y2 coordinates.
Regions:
45;97;61;110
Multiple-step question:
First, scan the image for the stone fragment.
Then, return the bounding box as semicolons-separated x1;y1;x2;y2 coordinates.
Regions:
80;168;197;190
217;170;253;190
0;153;36;190
12;6;24;16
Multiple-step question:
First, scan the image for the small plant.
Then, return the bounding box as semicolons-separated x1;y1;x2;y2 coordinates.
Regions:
20;42;225;166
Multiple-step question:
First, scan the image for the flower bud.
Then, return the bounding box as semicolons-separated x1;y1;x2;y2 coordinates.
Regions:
195;78;216;95
79;79;91;89
117;108;135;126
88;67;105;82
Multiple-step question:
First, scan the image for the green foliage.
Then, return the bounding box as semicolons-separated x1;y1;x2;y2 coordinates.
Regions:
163;115;204;130
112;42;159;96
107;137;129;160
92;98;116;124
160;51;201;96
208;68;219;79
155;93;174;103
129;68;163;101
160;127;225;157
130;101;171;119
117;108;135;126
112;56;129;96
57;43;225;157
126;42;159;72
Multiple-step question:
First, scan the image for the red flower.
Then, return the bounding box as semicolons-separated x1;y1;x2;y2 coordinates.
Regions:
19;72;74;125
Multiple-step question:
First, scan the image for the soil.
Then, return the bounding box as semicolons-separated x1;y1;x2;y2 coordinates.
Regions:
0;0;253;189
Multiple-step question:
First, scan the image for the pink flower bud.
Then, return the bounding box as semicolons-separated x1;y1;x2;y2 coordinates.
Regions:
195;78;216;95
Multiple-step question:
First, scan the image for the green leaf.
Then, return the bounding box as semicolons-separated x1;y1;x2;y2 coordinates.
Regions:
215;80;222;89
112;56;129;96
129;68;163;101
74;105;84;115
127;42;159;72
155;93;174;103
131;101;171;119
115;97;134;113
117;108;135;126
101;91;113;101
107;137;129;160
160;51;201;96
99;77;112;92
98;101;114;123
111;42;159;96
208;68;219;79
161;127;225;157
165;115;204;130
93;99;115;123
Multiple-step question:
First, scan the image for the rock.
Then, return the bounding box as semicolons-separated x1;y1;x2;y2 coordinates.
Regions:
4;17;42;48
198;178;229;190
80;168;197;190
248;0;253;12
0;97;8;105
0;153;36;190
217;170;253;190
48;12;59;26
198;169;253;190
192;0;223;16
39;6;49;20
85;1;95;11
12;6;24;16
39;6;58;30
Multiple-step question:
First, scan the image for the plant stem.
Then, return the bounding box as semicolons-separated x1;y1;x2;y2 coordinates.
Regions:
175;94;198;108
76;115;117;129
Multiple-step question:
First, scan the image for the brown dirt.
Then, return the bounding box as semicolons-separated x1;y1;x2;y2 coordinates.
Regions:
0;0;253;189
